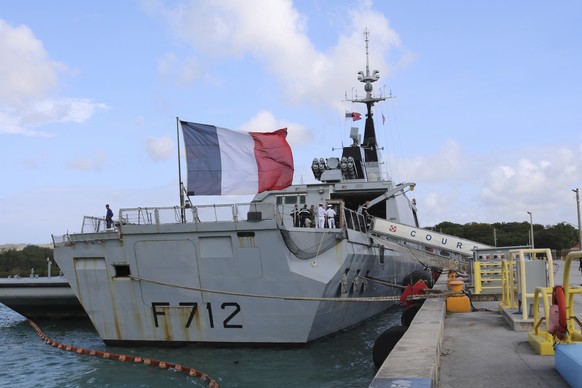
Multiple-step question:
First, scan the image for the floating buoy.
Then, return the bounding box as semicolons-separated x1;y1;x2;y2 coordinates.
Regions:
372;325;408;368
28;319;220;387
401;303;422;327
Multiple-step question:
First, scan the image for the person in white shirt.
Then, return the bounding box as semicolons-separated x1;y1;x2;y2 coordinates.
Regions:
326;204;336;228
317;203;326;228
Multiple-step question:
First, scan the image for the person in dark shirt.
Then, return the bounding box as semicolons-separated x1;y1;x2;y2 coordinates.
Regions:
290;205;299;227
105;204;114;229
299;205;311;227
358;200;371;228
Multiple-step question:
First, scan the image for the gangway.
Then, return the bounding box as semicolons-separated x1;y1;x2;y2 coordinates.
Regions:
369;218;494;271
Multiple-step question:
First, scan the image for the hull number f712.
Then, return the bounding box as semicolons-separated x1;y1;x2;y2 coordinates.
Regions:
151;302;242;329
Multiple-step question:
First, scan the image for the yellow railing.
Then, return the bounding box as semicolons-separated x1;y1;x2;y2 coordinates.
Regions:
556;251;582;343
472;261;503;295
499;260;517;309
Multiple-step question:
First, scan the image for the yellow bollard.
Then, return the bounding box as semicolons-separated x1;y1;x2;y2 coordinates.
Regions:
447;272;457;288
447;280;472;313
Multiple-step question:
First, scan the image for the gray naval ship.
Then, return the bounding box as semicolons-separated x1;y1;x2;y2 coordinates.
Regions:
52;34;431;345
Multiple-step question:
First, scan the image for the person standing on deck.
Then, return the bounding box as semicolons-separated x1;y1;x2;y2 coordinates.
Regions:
290;204;300;227
309;205;316;227
358;200;371;226
299;205;311;227
326;204;336;228
317;203;326;228
105;204;114;229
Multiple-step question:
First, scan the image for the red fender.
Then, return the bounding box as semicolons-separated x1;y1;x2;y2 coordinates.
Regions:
400;279;427;307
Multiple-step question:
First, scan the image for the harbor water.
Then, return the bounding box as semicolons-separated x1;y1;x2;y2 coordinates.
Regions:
0;303;402;387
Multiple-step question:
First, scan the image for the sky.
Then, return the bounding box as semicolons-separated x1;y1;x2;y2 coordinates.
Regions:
1;0;581;244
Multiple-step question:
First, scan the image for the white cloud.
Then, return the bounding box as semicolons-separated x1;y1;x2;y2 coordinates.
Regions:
0;19;108;136
157;52;204;85
0;19;60;104
66;150;107;171
146;136;174;161
238;110;312;147
407;140;582;226
399;139;470;182
155;0;409;113
25;98;109;125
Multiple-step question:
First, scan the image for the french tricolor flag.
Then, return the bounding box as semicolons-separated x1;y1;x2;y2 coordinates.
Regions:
180;121;294;195
345;112;362;121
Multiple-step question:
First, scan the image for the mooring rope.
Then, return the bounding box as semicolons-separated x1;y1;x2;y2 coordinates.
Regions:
28;320;219;387
355;274;407;289
407;290;464;300
128;274;461;302
128;275;403;302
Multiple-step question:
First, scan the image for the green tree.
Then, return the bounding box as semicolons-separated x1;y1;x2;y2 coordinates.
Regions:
426;221;576;251
433;221;464;237
463;223;495;245
0;245;56;277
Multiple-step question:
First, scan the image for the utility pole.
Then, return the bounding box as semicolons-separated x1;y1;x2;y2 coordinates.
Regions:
527;211;534;248
573;188;582;249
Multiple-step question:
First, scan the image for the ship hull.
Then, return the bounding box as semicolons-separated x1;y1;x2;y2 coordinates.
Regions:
54;218;421;345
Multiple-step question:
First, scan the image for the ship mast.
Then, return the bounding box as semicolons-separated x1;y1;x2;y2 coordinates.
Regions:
350;29;387;180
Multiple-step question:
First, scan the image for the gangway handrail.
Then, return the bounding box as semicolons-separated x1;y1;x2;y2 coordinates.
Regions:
370;218;493;258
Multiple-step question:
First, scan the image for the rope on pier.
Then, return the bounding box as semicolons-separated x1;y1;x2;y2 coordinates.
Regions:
28;320;219;387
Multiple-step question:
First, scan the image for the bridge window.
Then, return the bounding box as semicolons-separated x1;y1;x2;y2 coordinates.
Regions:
276;195;306;205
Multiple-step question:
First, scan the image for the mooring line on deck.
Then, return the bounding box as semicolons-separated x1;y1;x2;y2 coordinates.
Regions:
28;320;219;387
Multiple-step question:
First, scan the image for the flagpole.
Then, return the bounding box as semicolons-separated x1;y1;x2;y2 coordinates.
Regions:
176;117;185;222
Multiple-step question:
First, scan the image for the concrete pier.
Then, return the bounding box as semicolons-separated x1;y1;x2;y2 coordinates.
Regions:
370;259;581;387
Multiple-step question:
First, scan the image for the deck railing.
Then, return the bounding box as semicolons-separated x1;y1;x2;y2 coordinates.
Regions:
52;202;369;246
115;203;277;226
